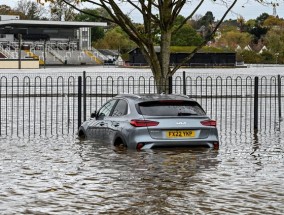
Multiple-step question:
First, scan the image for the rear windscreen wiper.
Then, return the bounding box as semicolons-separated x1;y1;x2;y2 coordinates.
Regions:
177;112;197;116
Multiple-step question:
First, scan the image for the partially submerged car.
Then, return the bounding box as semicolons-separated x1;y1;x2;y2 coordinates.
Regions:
78;94;219;150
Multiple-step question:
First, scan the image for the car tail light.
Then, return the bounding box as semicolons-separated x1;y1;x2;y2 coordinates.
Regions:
130;119;159;127
201;120;217;127
213;142;219;150
136;143;145;150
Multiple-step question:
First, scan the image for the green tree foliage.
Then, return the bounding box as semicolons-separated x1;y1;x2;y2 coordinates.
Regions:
277;53;284;64
198;11;214;28
246;19;256;29
171;16;204;46
263;16;284;28
219;22;238;33
260;50;275;64
241;50;282;64
93;27;135;54
263;28;284;54
248;25;268;42
171;24;204;46
0;5;25;17
237;16;245;32
196;11;215;40
216;30;251;50
240;50;262;63
75;7;115;26
255;13;269;25
247;13;270;43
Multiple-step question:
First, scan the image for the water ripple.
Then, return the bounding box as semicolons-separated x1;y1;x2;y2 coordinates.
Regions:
0;132;283;214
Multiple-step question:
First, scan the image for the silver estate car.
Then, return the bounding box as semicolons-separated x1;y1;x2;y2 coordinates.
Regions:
78;94;219;150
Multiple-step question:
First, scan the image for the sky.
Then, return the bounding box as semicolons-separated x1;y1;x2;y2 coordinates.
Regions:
1;0;284;22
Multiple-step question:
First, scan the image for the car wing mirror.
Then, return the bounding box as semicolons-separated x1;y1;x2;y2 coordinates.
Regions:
91;111;97;118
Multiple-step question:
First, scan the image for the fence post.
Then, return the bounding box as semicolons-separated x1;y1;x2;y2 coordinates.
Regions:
83;71;87;121
0;83;1;136
78;76;82;129
254;76;259;130
183;71;186;95
278;75;282;120
18;34;22;69
168;76;172;94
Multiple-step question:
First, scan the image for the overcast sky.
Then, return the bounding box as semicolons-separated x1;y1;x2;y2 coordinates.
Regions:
1;0;283;22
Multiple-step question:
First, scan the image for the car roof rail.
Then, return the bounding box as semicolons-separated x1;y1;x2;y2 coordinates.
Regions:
175;94;190;99
115;93;191;100
115;93;142;99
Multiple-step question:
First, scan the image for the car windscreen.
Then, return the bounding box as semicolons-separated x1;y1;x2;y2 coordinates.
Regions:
137;100;206;116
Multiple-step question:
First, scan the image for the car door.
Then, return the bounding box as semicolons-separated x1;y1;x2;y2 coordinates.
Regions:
106;99;129;143
91;99;117;142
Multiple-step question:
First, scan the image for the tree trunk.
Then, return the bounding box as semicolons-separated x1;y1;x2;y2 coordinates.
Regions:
151;30;172;94
58;0;238;93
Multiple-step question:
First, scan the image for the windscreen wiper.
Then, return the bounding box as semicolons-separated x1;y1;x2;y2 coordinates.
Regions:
177;112;197;116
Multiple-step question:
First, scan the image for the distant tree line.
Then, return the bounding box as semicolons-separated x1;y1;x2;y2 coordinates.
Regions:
216;13;284;64
1;1;284;64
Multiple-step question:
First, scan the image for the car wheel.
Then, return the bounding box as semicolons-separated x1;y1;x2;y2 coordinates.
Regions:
114;137;127;148
78;128;86;139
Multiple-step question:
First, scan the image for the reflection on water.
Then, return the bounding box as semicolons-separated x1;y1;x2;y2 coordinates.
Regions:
0;131;283;214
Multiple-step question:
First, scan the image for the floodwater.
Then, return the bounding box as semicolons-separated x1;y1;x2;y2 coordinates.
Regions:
0;130;283;214
1;64;284;77
0;66;284;214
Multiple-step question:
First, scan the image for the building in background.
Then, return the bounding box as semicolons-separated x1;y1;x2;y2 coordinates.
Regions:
0;15;108;67
128;47;236;67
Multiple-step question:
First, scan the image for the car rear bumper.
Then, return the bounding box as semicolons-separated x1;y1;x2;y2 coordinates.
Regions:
128;137;219;149
127;128;219;149
144;141;217;149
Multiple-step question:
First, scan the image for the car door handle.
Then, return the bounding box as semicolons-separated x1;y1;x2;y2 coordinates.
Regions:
99;122;105;126
113;123;120;127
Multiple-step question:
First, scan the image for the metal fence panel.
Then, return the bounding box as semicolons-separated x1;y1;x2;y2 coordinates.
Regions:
0;73;282;137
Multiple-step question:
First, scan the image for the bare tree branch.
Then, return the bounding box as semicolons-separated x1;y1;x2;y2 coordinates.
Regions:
173;0;204;34
39;0;242;93
61;0;114;22
169;0;238;76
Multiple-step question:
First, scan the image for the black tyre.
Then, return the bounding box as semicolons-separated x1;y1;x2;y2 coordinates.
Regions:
78;128;86;139
114;137;127;148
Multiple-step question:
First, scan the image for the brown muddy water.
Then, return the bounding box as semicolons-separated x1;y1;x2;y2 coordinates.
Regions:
0;130;283;215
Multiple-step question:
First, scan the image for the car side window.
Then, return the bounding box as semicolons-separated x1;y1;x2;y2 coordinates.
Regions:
111;100;128;117
97;100;117;120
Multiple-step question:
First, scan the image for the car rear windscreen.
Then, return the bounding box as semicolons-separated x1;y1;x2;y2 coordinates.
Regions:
137;100;206;116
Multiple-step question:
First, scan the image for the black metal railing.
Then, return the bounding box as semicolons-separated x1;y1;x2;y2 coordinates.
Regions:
0;71;283;137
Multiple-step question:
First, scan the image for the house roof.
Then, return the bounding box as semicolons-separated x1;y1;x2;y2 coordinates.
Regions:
98;49;119;56
0;19;107;29
129;46;235;54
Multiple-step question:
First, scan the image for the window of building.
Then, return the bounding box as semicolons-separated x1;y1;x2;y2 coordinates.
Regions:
82;30;88;37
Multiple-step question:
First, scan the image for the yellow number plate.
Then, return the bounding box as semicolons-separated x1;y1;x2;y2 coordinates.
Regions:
166;130;195;138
